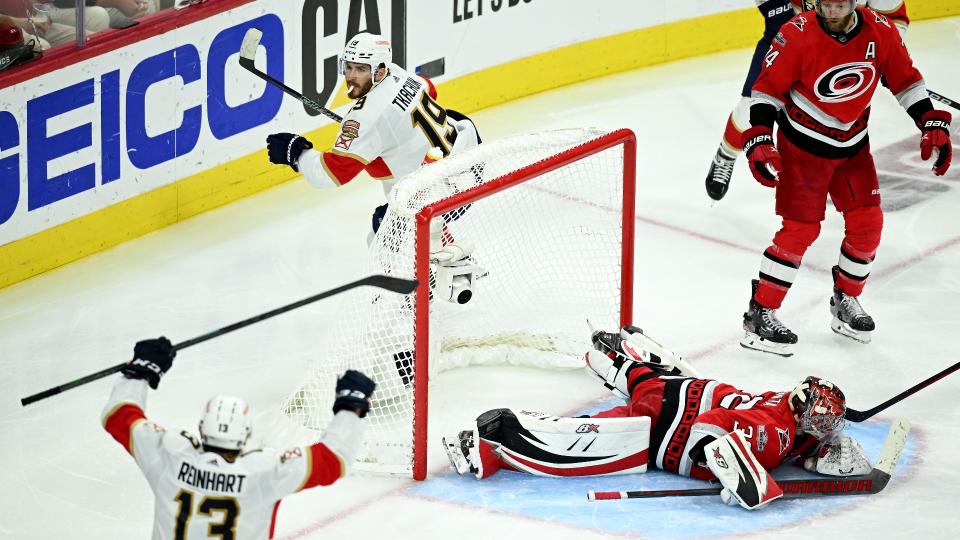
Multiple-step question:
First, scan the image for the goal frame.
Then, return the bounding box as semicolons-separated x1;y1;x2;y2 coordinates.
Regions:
410;128;637;480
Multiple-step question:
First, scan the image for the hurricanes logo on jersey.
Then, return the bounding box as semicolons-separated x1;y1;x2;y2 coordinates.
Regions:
814;62;876;103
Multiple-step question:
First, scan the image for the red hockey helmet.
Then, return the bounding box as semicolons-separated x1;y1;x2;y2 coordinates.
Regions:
790;376;846;438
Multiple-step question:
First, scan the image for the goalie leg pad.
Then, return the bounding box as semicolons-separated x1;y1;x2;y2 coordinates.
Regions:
705;430;783;510
584;349;634;399
478;408;651;477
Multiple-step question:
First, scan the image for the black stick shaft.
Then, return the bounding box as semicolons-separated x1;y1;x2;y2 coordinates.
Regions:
929;90;960;111
845;360;960;422
20;275;416;406
238;57;342;123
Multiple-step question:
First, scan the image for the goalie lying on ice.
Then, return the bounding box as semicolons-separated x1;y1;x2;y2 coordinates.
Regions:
443;326;872;510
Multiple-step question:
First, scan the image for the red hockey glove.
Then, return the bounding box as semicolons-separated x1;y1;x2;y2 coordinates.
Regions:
742;126;782;188
920;110;952;176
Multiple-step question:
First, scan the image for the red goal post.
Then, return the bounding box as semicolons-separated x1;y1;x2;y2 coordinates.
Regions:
411;128;637;479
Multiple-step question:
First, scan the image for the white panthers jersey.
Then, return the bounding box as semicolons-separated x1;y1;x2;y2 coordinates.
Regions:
299;63;480;195
102;377;362;540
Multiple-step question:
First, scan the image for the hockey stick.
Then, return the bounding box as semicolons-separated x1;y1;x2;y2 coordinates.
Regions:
20;275;417;406
239;28;343;123
844;360;960;422
588;417;910;501
929;90;960;112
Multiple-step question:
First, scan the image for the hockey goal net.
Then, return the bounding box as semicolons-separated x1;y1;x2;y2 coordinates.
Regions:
283;128;635;479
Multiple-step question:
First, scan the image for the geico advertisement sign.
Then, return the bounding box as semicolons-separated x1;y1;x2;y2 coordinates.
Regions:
0;10;288;243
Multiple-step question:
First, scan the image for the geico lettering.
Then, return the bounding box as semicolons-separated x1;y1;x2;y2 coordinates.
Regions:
455;0;533;23
0;14;284;226
0;111;18;222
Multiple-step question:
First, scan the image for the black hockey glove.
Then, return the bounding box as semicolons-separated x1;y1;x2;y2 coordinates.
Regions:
121;337;176;390
266;133;314;172
332;370;376;418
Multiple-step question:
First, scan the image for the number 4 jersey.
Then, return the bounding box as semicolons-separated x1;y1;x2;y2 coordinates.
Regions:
299;63;481;195
102;376;363;540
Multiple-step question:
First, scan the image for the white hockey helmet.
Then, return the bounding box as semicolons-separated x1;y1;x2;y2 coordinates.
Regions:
339;32;391;78
198;395;252;452
814;0;856;18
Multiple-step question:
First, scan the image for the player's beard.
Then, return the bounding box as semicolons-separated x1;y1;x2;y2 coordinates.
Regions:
822;13;854;33
347;78;373;100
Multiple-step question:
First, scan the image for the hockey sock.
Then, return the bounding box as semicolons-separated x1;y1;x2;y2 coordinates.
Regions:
836;206;882;296
756;219;821;308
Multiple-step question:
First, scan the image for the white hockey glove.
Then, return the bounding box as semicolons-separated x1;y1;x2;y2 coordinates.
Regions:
803;435;872;477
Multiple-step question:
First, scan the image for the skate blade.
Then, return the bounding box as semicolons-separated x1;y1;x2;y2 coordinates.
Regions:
831;317;872;344
441;436;472;475
739;332;795;357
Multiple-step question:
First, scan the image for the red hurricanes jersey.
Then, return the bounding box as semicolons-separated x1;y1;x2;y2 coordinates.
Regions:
597;372;818;479
752;7;927;156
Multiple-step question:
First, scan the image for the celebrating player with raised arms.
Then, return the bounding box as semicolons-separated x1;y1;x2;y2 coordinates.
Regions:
265;32;481;235
443;327;871;510
735;0;953;354
102;338;376;539
704;0;909;201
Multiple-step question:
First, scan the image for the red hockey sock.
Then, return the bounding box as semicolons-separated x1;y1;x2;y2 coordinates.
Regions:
835;206;882;296
755;219;821;308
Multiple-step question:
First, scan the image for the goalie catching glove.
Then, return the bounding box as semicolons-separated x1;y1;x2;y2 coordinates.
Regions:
803;434;872;477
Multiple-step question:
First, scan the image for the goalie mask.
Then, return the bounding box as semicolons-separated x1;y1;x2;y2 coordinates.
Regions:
198;395;252;452
339;32;391;84
790;376;846;438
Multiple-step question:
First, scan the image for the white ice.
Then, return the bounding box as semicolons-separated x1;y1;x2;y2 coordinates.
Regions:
2;15;959;540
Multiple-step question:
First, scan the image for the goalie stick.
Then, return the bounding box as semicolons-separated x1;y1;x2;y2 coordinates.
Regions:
587;417;910;501
239;28;343;123
20;275;417;406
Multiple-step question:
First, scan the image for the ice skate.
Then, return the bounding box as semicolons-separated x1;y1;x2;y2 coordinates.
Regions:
740;280;798;357
442;429;479;476
705;146;737;201
830;288;875;344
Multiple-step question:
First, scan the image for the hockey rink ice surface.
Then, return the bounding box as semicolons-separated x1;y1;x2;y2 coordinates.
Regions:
3;15;959;540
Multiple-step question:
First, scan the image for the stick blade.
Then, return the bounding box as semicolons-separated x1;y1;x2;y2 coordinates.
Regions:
875;417;911;476
240;28;263;61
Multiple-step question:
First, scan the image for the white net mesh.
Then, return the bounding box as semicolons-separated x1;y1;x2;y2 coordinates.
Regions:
282;128;631;475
